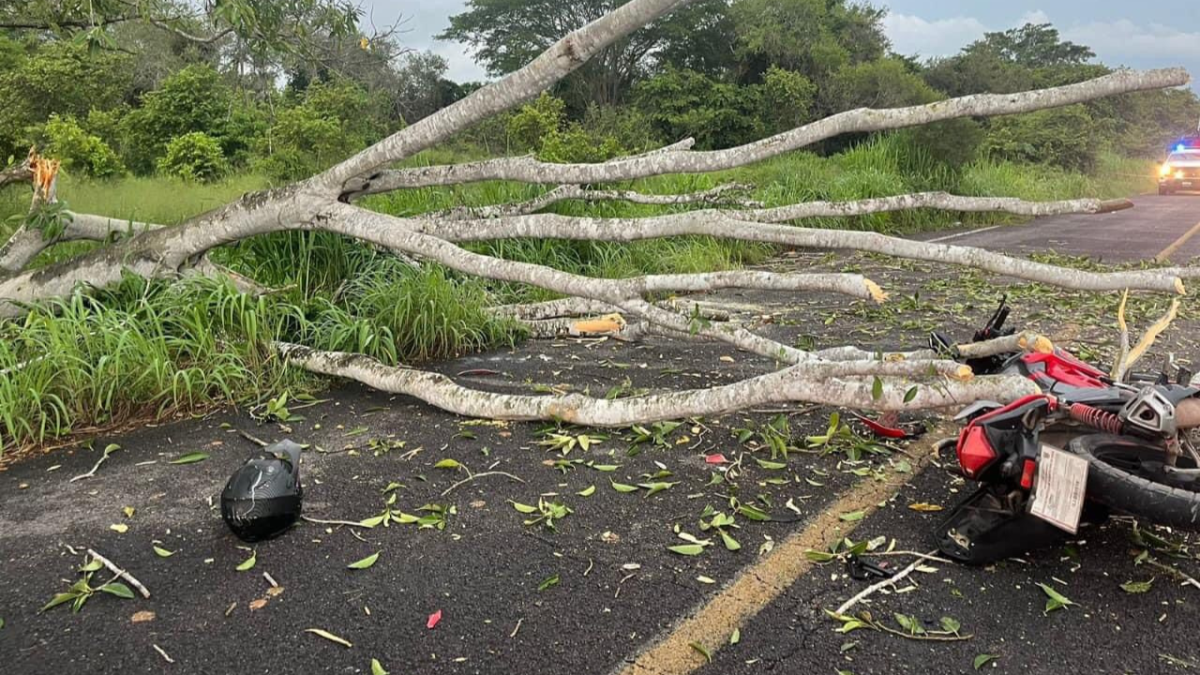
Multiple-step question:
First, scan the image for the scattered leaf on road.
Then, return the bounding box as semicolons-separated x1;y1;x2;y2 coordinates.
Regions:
100;583;135;599
237;551;257;572
689;642;712;663
153;546;175;558
348;552;380;570
109;523;129;533
131;611;156;623
577;485;596;497
908;503;944;512
305;628;352;648
668;544;706;556
433;459;461;470
1120;579;1154;594
839;511;865;522
974;654;997;670
610;480;638;493
371;659;389;675
169;452;209;465
537;574;560;591
1037;583;1074;613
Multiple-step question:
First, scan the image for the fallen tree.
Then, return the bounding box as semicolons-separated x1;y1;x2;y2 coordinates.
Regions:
0;0;1193;424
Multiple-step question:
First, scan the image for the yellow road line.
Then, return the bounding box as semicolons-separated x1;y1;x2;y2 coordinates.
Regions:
615;431;945;675
1155;219;1200;262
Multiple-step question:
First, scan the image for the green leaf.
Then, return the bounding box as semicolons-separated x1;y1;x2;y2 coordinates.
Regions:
100;582;135;599
755;458;787;470
236;551;257;572
153;546;175;558
804;550;836;562
729;628;740;645
80;559;104;572
668;544;707;556
610;480;638;493
894;613;924;634
42;592;79;612
903;386;919;404
348;552;380;570
370;659;389;675
577;485;596;497
689;642;712;663
1037;583;1074;613
537;574;560;591
510;501;538;514
359;514;386;528
720;530;741;552
839;510;865;522
872;376;884;401
169;452;209;465
639;481;677;496
939;616;962;635
738;504;771;521
588;463;620;472
974;654;998;670
1120;579;1154;594
433;459;461;470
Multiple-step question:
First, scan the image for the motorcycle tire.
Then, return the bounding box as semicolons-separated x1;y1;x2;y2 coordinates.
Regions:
1067;433;1200;529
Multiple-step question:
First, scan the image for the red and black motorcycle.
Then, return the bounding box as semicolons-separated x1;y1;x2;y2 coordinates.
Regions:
931;300;1200;564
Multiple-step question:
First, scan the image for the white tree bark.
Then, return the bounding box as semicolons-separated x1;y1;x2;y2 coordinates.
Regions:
440;183;760;219
276;343;1029;426
353;69;1190;195
417;209;1187;294
316;0;694;195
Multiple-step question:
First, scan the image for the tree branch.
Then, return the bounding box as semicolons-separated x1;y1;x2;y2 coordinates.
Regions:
0;151;34;190
353;69;1190;195
316;0;693;194
440;183;760;219
417;208;1187;294
276;342;1028;426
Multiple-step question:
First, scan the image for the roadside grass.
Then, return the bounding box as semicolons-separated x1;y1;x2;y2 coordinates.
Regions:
0;136;1157;452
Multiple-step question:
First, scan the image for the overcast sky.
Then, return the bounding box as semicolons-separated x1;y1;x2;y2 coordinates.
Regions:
376;1;1199;88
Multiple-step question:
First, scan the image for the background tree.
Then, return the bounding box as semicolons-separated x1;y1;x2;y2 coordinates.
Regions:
441;0;733;110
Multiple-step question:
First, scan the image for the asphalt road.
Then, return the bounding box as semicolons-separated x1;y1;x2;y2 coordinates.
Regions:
3;200;1200;675
920;193;1200;263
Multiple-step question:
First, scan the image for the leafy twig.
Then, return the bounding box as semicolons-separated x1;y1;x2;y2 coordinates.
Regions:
301;515;372;529
86;549;150;599
70;444;120;483
836;550;936;615
440;470;525;496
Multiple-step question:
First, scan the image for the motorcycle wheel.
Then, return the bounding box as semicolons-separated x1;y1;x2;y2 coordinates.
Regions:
1068;434;1200;529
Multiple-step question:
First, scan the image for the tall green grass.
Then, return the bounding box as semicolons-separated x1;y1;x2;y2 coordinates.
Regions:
0;277;302;447
0;135;1156;452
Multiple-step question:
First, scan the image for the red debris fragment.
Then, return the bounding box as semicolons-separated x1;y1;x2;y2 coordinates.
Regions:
705;454;728;464
427;610;442;629
850;412;910;439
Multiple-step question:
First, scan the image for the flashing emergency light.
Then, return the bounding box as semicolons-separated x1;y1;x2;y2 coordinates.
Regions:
1173;136;1200;152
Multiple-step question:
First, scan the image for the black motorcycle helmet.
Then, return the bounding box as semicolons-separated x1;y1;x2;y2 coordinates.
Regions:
220;440;303;542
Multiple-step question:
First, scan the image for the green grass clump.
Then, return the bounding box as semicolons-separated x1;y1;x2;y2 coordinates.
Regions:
0;276;301;449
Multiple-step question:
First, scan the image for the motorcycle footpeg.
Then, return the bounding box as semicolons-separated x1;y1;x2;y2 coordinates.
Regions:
845;555;895;581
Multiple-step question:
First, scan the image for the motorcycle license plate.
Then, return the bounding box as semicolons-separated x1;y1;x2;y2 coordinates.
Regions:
1029;445;1088;534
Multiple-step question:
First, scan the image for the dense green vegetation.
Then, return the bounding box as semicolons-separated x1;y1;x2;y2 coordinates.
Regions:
0;0;1193;451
